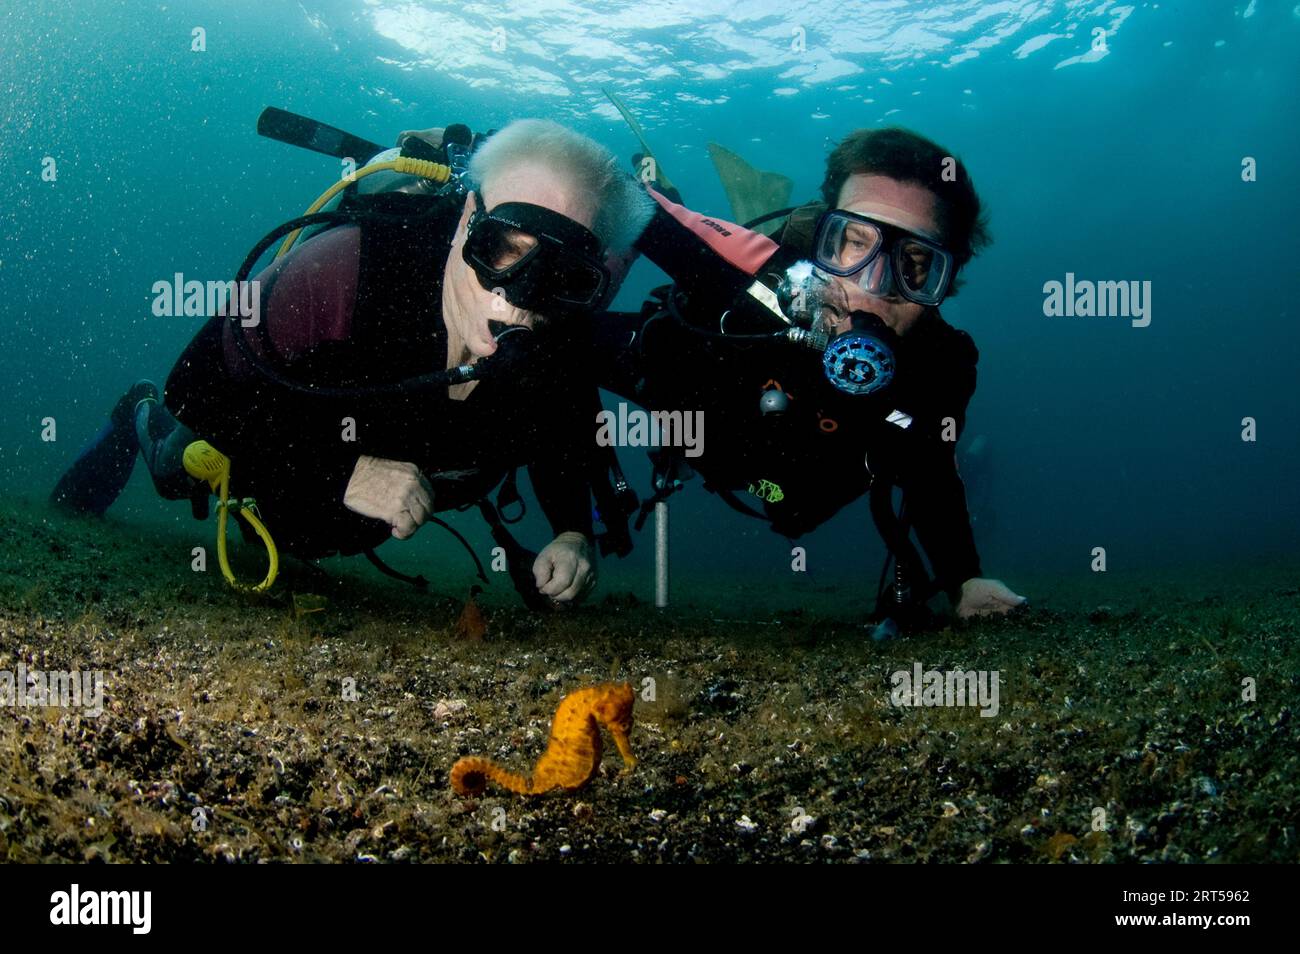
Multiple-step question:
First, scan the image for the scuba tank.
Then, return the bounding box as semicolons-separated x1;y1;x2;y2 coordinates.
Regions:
347;124;479;199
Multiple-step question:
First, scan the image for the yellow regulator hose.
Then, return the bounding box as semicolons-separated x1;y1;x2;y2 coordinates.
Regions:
273;157;452;260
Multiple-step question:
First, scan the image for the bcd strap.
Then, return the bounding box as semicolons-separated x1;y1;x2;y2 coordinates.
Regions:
363;514;488;591
868;481;938;627
475;497;550;611
364;549;429;590
495;468;526;524
591;439;638;558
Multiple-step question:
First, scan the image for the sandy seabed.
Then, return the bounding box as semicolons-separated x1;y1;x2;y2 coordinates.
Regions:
1;500;1296;863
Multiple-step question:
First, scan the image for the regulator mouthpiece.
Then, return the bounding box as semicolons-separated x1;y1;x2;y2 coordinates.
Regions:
776;260;833;327
823;312;898;396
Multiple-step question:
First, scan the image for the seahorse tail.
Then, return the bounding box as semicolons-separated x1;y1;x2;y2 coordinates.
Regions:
450;756;531;796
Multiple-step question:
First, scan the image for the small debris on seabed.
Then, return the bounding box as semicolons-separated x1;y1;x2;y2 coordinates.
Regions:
0;501;1296;863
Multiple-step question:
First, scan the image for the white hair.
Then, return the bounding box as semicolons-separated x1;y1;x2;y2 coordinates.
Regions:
467;118;653;253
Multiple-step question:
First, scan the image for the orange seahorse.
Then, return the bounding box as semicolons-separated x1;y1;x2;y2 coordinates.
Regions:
450;682;637;796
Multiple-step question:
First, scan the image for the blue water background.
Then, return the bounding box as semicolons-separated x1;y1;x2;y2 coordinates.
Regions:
2;1;1296;609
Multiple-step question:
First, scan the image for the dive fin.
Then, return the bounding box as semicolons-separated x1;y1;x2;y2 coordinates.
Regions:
602;87;678;197
707;143;794;234
256;106;386;162
49;387;148;517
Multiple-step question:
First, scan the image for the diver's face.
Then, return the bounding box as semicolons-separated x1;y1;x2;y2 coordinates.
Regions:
828;174;942;338
443;162;597;359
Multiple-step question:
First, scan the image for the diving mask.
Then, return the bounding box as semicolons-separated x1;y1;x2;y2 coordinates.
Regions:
463;192;610;314
812;209;954;307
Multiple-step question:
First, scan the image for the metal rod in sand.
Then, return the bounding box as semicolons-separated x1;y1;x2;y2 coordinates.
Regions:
655;500;668;608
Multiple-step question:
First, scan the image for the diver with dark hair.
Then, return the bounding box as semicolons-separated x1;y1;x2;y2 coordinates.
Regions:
51;118;654;605
592;124;1025;629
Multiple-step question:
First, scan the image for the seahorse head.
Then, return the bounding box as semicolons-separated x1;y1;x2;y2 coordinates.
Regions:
593;682;636;732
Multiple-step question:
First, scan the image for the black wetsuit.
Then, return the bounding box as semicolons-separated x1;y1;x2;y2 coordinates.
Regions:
595;198;982;603
163;194;592;559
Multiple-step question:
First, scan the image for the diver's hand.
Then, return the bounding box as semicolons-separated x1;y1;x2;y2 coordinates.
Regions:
343;455;433;540
534;531;596;604
956;577;1028;619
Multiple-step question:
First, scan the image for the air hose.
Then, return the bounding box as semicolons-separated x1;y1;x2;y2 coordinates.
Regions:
274;156;452;259
182;441;279;593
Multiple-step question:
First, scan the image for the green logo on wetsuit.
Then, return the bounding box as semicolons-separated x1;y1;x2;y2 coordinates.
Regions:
748;479;785;503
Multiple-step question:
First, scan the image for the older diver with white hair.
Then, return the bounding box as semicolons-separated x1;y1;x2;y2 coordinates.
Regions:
52;118;654;606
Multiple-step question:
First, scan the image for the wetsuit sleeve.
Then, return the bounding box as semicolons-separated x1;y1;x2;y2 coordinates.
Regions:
633;190;780;313
893;325;983;603
901;440;982;604
530;451;594;539
527;339;596;540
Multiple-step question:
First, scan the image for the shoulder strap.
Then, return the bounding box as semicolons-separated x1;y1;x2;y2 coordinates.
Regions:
348;193;460;379
772;200;827;258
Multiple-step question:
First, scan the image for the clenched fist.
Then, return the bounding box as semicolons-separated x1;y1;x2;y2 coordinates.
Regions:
343;455;433;540
534;531;596;604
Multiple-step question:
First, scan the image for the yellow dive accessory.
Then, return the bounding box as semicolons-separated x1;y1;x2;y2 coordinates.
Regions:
274;156;452;260
183;441;279;593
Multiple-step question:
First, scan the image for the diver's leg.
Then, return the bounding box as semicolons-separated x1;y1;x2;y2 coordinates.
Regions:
49;381;158;516
133;393;199;501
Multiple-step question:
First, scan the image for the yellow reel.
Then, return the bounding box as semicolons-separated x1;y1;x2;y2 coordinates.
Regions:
183;441;279;594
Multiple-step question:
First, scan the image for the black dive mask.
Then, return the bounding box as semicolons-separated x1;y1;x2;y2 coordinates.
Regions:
463;192;610;314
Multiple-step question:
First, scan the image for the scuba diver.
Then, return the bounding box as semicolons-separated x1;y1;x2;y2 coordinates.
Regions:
591;124;1026;631
51;118;654;606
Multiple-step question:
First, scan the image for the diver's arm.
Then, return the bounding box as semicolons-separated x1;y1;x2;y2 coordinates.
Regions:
529;381;596;541
900;440;983;605
894;321;983;605
527;369;599;602
530;457;594;540
908;449;1026;616
633;190;780;311
529;454;597;603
